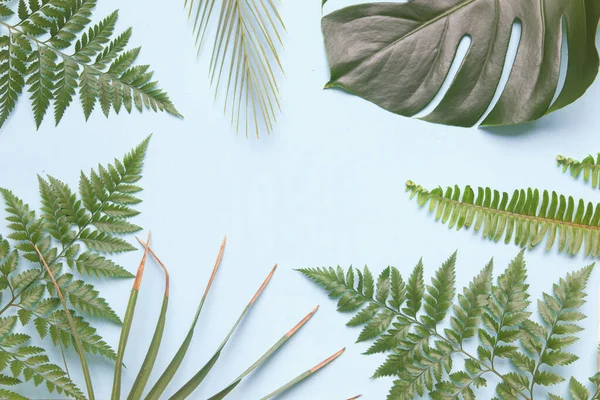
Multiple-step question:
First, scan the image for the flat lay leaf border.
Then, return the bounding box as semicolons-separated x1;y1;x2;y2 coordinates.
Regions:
0;0;180;130
321;0;600;128
406;152;600;257
0;136;151;399
300;251;600;400
184;0;285;138
0;137;349;399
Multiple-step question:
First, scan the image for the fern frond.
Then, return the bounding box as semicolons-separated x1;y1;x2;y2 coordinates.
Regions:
0;1;178;128
2;343;83;398
447;259;492;346
557;154;600;189
406;180;600;257
186;0;284;137
0;138;149;398
45;310;117;361
520;264;594;395
73;251;133;278
0;318;83;398
51;272;121;323
301;252;597;400
479;251;531;366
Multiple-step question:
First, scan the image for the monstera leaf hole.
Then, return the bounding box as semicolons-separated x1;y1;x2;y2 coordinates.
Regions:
412;35;473;118
322;1;598;128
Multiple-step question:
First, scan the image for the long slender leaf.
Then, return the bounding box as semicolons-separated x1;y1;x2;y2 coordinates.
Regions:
145;236;227;400
205;306;321;400
260;348;346;400
170;299;313;399
111;233;151;400
127;240;170;400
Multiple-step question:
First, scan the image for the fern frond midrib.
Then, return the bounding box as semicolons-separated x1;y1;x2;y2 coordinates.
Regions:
0;20;169;105
427;191;599;232
339;281;531;399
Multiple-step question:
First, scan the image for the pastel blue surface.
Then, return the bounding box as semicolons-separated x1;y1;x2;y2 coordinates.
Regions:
2;0;600;398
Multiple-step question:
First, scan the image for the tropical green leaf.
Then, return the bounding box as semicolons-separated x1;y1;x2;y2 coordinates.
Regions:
185;0;284;137
321;0;600;127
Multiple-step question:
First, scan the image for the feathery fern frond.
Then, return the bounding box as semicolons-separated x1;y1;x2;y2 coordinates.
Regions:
406;180;600;257
300;251;597;400
0;316;83;398
185;0;284;138
0;137;150;398
557;154;600;189
0;1;179;129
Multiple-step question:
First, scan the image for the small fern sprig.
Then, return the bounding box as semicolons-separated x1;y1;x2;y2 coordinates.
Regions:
557;154;600;189
0;137;150;398
0;0;179;129
299;251;597;400
405;180;600;257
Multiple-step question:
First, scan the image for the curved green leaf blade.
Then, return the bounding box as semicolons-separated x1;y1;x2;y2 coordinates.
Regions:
322;0;600;127
168;264;281;399
204;307;320;400
260;348;345;400
145;236;226;400
127;243;170;400
111;234;150;400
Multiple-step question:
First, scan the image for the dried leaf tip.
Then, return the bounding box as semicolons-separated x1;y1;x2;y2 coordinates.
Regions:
204;235;227;297
136;236;171;297
133;232;151;291
310;348;345;373
347;396;362;400
249;264;278;305
285;306;319;338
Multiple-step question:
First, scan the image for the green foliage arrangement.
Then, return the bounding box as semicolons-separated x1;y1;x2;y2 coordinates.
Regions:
0;0;179;129
406;152;600;256
184;0;284;138
321;0;600;127
300;251;600;400
0;137;345;399
0;136;150;398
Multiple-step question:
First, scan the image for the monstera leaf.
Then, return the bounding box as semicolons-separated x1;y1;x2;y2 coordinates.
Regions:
322;0;600;127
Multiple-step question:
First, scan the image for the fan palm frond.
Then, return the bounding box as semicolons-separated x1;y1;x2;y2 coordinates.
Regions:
186;0;285;138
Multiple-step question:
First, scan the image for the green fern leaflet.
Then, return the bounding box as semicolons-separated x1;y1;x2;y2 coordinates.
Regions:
557;154;600;189
300;252;599;400
0;137;150;398
406;152;600;258
405;181;600;257
0;0;179;129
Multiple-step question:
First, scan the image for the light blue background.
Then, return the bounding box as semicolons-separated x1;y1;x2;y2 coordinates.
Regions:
3;0;600;398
